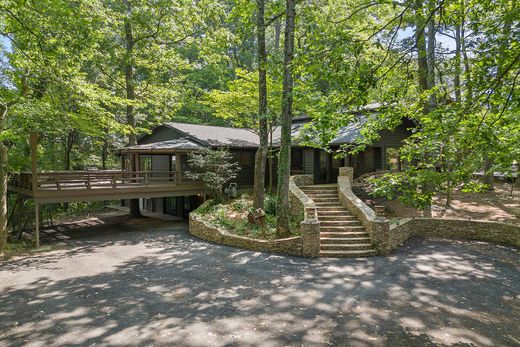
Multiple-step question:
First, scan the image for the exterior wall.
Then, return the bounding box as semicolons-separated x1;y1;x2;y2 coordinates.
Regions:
148;154;170;213
152;197;164;214
139;126;185;144
372;124;412;147
151;155;171;179
230;149;256;188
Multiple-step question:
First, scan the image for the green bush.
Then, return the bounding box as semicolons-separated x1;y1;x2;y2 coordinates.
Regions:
264;193;277;215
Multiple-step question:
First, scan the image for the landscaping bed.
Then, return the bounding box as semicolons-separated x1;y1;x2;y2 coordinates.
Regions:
194;194;301;240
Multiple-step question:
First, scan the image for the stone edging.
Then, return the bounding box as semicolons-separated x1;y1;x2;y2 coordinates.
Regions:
290;175;321;257
389;217;520;250
337;168;391;255
189;200;303;256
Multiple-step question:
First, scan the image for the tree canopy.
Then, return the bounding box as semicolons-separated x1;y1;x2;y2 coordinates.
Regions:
0;0;518;247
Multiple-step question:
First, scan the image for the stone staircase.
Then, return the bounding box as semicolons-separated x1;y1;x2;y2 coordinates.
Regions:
300;185;377;257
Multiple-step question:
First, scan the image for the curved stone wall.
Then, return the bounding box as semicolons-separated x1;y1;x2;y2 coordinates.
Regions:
189;201;303;257
337;168;391;255
389;218;520;250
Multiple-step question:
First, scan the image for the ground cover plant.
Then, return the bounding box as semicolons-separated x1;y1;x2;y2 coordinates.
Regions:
196;194;301;240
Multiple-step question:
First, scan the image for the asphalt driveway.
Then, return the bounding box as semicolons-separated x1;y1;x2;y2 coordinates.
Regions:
0;219;519;346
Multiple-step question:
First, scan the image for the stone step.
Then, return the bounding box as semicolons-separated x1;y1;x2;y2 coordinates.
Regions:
305;193;338;197
312;197;340;202
319;249;378;258
314;202;342;207
320;243;374;251
320;237;372;244
318;216;357;221
301;186;337;191
315;206;348;210
320;220;361;227
321;226;365;232
318;210;353;219
320;231;370;238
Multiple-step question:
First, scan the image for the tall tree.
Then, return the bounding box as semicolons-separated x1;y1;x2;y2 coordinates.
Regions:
253;0;269;210
276;0;296;237
122;0;142;217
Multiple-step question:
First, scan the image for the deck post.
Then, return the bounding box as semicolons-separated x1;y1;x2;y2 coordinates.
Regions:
34;203;40;248
30;132;38;192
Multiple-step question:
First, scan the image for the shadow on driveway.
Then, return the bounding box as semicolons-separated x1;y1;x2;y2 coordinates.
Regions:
0;221;518;346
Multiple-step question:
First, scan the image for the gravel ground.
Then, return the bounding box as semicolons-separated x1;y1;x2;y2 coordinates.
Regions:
0;220;518;347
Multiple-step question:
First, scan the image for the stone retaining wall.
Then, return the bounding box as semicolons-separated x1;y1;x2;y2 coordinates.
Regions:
389;218;520;250
337;167;391;255
189;201;303;256
290;175;320;257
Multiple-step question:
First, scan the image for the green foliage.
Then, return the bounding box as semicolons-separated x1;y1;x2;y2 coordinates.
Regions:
264;193;277;215
186;147;240;201
460;181;489;193
1;0;518;221
196;194;300;240
205;68;282;130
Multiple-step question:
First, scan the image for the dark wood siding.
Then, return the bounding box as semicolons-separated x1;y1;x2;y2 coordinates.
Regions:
372;124;411;147
303;149;314;175
231;149;256;188
139;126;185;144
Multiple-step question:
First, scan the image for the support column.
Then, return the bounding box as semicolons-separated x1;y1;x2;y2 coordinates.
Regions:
175;152;182;183
34;203;40;248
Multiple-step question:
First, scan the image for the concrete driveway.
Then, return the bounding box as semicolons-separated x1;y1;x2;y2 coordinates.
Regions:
0;219;518;346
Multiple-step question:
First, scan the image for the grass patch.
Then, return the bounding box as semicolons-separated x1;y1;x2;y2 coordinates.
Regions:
195;194;301;240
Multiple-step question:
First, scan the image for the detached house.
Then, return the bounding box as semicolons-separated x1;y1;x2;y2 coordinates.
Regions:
7;108;412;249
119;109;413;218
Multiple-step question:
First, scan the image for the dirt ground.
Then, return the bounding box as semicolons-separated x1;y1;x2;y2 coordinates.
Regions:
354;182;520;224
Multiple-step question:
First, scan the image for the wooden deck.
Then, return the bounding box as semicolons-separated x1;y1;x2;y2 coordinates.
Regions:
8;170;209;203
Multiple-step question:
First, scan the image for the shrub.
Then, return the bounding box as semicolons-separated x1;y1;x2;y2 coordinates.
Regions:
264;193;277;215
186;148;240;201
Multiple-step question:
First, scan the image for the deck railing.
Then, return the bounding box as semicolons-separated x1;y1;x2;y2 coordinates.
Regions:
9;170;198;192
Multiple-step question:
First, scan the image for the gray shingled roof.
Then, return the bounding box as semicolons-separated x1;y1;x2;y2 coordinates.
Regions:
165;122;259;147
125;138;202;151
271;116;368;146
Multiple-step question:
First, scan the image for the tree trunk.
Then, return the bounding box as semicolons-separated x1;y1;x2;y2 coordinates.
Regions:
124;0;142;218
268;125;274;192
101;141;108;171
415;0;434;217
101;128;109;170
274;19;281;53
483;155;495;190
253;0;268;210
426;0;436;94
460;0;472;106
415;1;429;96
276;0;296;237
0;105;7;250
64;130;76;172
454;23;462;102
63;130;76;211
